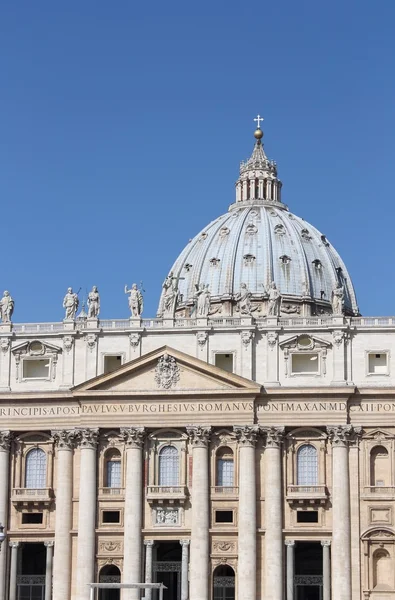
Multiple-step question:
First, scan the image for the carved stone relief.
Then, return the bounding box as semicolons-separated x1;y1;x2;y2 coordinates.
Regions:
154;354;180;389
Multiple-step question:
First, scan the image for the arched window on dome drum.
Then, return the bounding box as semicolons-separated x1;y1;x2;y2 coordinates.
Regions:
370;446;389;487
158;446;179;486
216;447;234;488
25;448;47;489
105;449;122;488
297;444;318;486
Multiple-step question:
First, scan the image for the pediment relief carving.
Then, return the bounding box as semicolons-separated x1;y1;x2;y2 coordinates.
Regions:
361;527;395;540
363;429;395;441
12;340;62;357
279;334;331;351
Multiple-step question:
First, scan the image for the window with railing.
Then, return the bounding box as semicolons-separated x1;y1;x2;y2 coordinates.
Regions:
297;444;318;486
216;447;234;487
158;446;179;486
25;448;47;489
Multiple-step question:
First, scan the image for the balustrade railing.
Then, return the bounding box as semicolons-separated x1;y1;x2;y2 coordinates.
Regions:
146;485;187;495
211;486;239;495
98;487;125;497
363;485;395;494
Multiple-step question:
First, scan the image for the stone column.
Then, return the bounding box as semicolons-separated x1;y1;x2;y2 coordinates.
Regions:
262;426;285;600
186;426;211;600
121;427;146;600
45;541;54;600
144;540;154;600
180;540;190;600
327;426;353;600
9;542;19;600
285;541;295;600
0;431;11;600
75;429;99;600
52;430;77;600
234;426;258;600
321;540;331;600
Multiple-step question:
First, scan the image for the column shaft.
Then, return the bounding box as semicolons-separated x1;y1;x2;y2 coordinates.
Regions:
144;541;154;600
45;542;54;600
76;432;98;600
180;540;190;600
52;434;74;600
322;542;331;600
0;432;11;600
9;543;19;600
286;542;295;600
331;443;351;600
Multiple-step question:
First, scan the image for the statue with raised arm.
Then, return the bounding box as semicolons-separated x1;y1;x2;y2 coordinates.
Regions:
63;288;79;320
235;283;252;315
87;286;100;318
0;291;14;323
267;282;282;316
125;283;144;317
331;283;344;315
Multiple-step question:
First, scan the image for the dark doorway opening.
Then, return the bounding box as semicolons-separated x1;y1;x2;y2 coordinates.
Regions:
18;543;46;600
295;542;323;600
98;565;121;600
213;565;235;600
154;542;181;600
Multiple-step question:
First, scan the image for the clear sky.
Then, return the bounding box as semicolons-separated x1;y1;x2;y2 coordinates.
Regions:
1;1;395;321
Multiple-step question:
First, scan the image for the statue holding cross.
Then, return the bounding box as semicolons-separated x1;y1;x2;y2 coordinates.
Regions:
158;271;184;317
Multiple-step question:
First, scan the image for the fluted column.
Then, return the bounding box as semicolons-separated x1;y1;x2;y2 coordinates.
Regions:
321;540;331;600
45;541;54;600
52;430;77;600
327;426;353;600
186;426;211;600
285;541;295;600
262;426;285;600
75;429;99;600
121;427;146;600
9;542;19;600
180;540;190;600
234;426;258;600
0;431;11;600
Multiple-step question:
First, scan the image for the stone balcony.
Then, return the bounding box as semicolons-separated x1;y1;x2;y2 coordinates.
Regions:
146;485;188;505
361;486;395;499
98;487;125;500
210;486;239;499
11;487;54;508
286;484;328;506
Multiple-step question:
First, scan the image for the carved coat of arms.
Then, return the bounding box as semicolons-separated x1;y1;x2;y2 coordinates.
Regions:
154;353;180;389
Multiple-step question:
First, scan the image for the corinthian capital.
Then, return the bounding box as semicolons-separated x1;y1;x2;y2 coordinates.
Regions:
326;425;354;446
52;429;78;450
77;428;99;449
261;426;285;448
233;425;259;447
0;430;12;451
120;427;146;448
186;425;211;448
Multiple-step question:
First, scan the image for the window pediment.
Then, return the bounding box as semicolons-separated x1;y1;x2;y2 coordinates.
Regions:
12;340;62;357
279;334;331;351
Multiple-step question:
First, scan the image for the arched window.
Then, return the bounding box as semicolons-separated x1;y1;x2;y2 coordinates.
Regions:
370;445;389;487
213;565;235;600
99;565;121;600
216;447;234;487
158;446;179;486
373;549;391;589
105;449;122;488
25;448;47;489
297;444;318;486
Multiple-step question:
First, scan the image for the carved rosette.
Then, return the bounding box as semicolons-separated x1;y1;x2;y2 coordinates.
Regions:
77;428;99;449
241;331;254;348
0;338;10;353
52;429;78;450
267;331;278;349
186;425;211;448
129;333;141;348
261;426;285;448
196;332;208;347
63;336;74;353
0;430;12;451
326;425;355;446
120;427;146;449
233;425;259;447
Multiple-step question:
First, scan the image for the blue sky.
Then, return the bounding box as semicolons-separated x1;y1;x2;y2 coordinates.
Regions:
1;1;395;320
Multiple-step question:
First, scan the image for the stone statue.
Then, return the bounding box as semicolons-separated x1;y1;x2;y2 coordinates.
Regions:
161;272;180;317
87;286;100;318
0;291;14;323
331;283;344;315
194;283;211;317
235;283;252;315
267;282;282;316
125;283;144;317
63;288;79;320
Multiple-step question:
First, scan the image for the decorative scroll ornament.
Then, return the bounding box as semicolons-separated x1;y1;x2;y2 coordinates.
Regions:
332;330;345;347
233;425;259;447
326;425;355;446
267;331;278;348
241;330;254;348
77;428;99;449
261;426;285;448
52;429;78;450
154;353;180;389
0;338;10;353
63;336;74;353
213;541;236;552
85;334;97;352
0;430;12;451
99;541;122;552
129;333;141;347
186;425;211;448
196;332;208;347
120;427;146;448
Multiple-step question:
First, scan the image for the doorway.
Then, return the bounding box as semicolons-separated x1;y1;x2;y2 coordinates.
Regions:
294;542;323;600
213;565;235;600
17;543;46;600
153;542;181;600
98;565;121;600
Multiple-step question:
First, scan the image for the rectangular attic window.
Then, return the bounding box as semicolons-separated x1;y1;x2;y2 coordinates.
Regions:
23;360;50;380
215;354;234;373
104;355;122;374
368;353;388;375
291;353;319;375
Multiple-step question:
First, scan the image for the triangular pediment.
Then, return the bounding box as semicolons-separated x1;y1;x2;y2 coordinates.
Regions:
73;346;261;396
363;428;395;441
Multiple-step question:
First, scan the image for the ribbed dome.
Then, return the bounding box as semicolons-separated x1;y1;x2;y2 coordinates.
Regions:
158;125;358;318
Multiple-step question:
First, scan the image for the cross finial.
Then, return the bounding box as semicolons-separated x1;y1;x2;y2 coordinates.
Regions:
254;114;264;129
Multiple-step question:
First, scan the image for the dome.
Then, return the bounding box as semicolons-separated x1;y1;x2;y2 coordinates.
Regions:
158;123;359;318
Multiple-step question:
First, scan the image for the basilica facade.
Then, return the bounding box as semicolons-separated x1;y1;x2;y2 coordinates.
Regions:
0;123;394;600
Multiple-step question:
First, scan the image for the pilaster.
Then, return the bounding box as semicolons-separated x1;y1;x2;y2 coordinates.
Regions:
0;338;11;390
0;431;11;600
